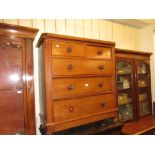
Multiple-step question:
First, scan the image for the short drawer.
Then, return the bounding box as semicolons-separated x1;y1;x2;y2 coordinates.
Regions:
52;77;113;99
53;93;116;122
52;40;85;57
86;45;112;59
52;58;113;76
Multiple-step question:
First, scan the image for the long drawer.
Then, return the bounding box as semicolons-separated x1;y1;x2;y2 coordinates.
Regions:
52;58;113;76
53;93;117;122
52;77;113;99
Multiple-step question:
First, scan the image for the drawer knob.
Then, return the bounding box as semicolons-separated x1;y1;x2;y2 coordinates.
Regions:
66;47;73;53
69;106;74;112
97;50;103;55
67;64;74;70
100;102;106;107
17;90;22;94
5;41;11;46
67;84;74;90
98;83;104;87
98;65;104;70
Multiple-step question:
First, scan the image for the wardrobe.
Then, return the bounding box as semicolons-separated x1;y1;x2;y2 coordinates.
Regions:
0;23;38;134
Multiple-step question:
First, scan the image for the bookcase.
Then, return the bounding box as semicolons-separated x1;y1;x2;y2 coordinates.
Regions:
116;49;152;122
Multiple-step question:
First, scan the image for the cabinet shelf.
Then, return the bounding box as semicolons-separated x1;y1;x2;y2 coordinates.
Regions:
118;102;132;106
138;73;148;76
117;73;131;76
118;88;131;92
139;100;148;103
120;117;134;122
138;86;148;90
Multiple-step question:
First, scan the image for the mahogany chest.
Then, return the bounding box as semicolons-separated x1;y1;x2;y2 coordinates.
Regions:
37;33;118;134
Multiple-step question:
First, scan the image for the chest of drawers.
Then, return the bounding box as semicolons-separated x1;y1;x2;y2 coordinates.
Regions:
37;33;118;134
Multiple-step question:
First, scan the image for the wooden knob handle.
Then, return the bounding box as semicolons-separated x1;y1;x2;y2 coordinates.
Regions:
15;44;21;49
98;65;104;70
100;102;106;107
67;64;74;70
17;90;22;94
69;107;74;112
67;85;74;90
98;83;104;87
97;50;103;55
5;41;11;46
66;47;72;53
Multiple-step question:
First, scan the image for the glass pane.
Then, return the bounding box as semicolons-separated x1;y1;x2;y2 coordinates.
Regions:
118;104;133;121
118;93;132;105
138;63;147;74
138;78;148;88
137;63;151;117
139;93;151;116
117;62;132;74
117;61;134;121
138;63;148;88
117;76;131;90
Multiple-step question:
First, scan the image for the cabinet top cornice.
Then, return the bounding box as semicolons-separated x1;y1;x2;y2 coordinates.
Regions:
36;33;115;48
116;48;152;56
0;23;38;39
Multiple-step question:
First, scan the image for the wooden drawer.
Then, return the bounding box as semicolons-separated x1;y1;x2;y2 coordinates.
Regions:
52;58;113;76
86;45;112;59
52;77;113;99
53;93;116;122
52;40;85;57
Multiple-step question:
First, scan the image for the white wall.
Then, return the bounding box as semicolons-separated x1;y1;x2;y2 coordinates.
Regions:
140;23;155;104
0;19;142;134
0;19;141;49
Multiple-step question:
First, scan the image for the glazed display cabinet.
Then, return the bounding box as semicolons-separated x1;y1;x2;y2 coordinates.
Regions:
116;49;152;123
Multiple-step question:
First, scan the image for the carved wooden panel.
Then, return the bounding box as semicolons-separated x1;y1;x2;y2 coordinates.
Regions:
0;37;23;90
0;38;22;50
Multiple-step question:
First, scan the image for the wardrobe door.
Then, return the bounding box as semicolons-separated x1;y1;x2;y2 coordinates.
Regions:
0;36;24;134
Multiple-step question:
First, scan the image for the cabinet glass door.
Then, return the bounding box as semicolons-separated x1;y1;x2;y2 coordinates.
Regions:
116;60;135;122
137;62;151;117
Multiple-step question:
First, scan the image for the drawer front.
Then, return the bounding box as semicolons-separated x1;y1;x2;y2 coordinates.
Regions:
86;59;113;75
86;45;112;59
52;58;113;76
53;77;113;99
52;40;85;57
53;94;116;121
